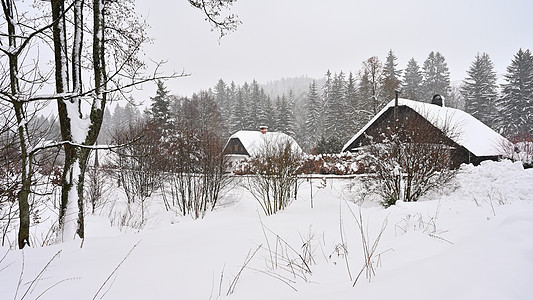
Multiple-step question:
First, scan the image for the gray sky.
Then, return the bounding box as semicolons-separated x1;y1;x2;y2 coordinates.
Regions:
134;0;533;101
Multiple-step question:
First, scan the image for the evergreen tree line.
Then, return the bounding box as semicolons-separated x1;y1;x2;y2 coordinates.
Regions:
462;49;533;137
94;48;532;154
207;50;454;152
27;48;533;156
208;48;532;152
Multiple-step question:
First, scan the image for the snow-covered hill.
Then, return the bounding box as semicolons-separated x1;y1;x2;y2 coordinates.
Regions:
1;160;532;300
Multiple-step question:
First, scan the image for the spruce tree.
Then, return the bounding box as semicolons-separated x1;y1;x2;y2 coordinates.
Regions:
240;82;254;130
345;72;361;132
261;95;276;130
304;81;322;150
231;89;246;133
421;51;451;102
286;89;298;135
403;58;423;101
498;48;533;136
226;81;238;132
275;95;294;135
214;79;231;128
150;80;171;125
247;80;262;129
382;49;402;102
324;72;346;138
460;53;499;128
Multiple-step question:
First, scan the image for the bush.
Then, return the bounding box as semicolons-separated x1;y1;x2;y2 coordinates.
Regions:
360;112;459;207
500;132;533;168
245;141;302;215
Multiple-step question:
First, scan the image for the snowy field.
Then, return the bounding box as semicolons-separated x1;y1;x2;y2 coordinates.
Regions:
1;160;533;300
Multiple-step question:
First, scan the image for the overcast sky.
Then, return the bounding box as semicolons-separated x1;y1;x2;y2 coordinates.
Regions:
134;0;533;101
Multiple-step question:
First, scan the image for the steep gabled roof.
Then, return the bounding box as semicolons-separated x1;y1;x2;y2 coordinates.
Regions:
225;130;302;157
342;98;509;157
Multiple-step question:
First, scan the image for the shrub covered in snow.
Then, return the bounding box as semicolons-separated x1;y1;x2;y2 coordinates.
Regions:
500;133;533;168
243;141;302;215
233;152;363;175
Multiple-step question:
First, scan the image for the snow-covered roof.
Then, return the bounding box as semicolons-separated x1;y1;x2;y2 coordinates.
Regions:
226;130;302;157
342;98;510;157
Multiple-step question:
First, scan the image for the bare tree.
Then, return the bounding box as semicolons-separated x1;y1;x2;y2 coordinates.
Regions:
360;56;385;115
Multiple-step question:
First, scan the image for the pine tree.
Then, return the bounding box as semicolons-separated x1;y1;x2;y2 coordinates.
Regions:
421;51;451;102
403;58;423;101
275;95;294;135
382;49;402;102
286;89;297;135
345;72;362;132
304;81;322;150
112;104;125;132
98;107;113;144
226;81;238;132
247;80;262;129
150;80;171;125
498;48;533;136
231;88;246;133
125;102;142;124
240;82;254;130
460;53;499;128
214;79;231;127
324;72;347;138
261;95;276;130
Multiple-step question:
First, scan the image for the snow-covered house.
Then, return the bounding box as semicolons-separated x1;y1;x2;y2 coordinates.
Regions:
223;128;302;163
341;97;510;167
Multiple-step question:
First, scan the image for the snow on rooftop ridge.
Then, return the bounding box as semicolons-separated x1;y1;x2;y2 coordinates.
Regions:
228;130;302;157
342;98;510;157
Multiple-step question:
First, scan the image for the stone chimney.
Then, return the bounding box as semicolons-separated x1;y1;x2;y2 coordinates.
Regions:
431;94;444;107
259;126;268;134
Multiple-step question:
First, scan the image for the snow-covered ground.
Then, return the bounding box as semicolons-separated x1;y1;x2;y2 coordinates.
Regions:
1;160;532;300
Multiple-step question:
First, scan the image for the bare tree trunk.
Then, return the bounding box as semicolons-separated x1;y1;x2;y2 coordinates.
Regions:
1;0;32;249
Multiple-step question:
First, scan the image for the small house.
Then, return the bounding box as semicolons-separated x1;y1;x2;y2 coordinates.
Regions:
224;127;302;163
341;97;510;167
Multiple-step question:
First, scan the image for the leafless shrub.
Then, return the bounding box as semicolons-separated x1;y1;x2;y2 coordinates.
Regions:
360;109;459;207
162;134;229;219
85;157;114;215
161;93;230;219
499;132;533;168
245;140;303;215
109;121;164;227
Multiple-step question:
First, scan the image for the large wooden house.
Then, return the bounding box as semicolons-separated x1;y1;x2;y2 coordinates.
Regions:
341;97;510;167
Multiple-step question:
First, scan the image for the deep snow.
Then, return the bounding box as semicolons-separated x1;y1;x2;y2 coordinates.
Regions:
1;160;532;300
